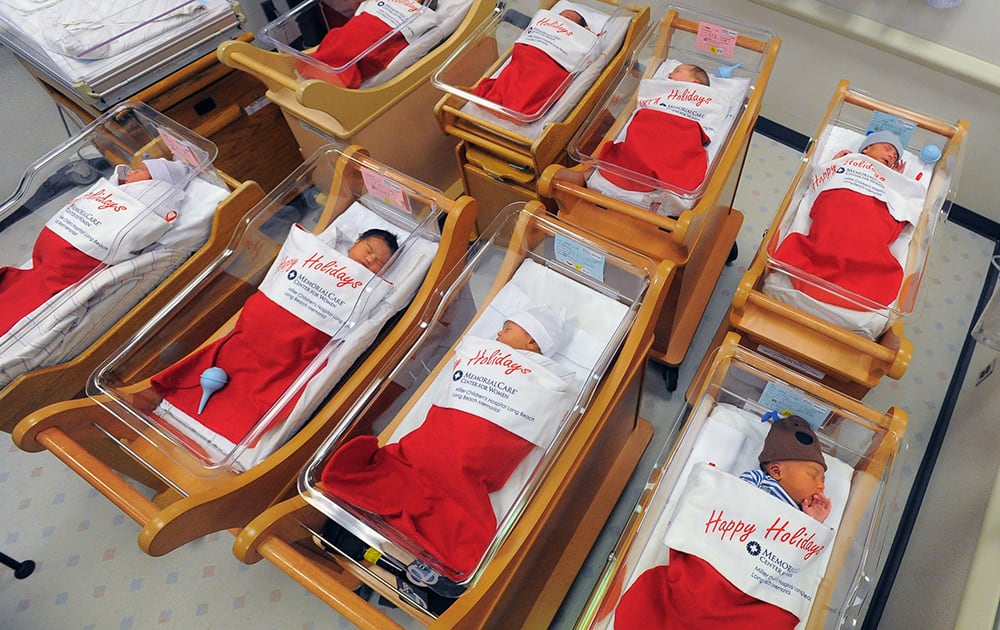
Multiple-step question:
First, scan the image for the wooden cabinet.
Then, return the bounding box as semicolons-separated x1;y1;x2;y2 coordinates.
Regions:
21;34;302;192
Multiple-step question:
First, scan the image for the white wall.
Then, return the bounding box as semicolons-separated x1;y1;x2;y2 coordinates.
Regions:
699;0;997;220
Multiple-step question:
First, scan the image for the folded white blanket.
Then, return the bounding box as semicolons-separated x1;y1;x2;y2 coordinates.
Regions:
40;0;206;60
0;0;233;85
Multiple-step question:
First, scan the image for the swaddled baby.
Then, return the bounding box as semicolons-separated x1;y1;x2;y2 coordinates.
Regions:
0;157;191;335
770;130;923;311
615;415;833;629
319;303;578;581
149;226;400;445
471;6;600;118
299;0;441;88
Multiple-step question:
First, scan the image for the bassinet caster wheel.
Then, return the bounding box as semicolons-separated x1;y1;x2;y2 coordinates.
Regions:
662;364;679;392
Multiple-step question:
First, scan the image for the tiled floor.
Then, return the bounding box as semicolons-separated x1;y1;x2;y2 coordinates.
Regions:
0;49;996;629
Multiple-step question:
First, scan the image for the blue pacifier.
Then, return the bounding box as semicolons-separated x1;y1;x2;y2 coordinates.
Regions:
920;144;942;164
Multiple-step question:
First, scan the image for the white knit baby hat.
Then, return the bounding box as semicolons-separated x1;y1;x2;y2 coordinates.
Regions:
509;304;566;355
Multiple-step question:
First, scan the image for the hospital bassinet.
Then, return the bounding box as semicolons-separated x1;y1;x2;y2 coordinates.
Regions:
537;4;779;389
217;0;496;193
690;80;967;400
0;0;244;112
432;0;651;231
578;332;907;629
0;100;263;432
12;145;477;557
231;201;677;628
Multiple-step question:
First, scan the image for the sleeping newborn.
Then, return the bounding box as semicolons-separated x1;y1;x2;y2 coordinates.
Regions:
299;0;441;87
770;130;923;311
471;5;600;118
148;222;400;446
0;157;191;335
318;303;578;581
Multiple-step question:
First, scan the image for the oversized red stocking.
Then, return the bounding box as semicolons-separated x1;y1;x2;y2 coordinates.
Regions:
299;13;408;87
597;109;710;192
0;228;102;334
472;43;571;117
614;549;799;629
151;291;331;444
320;404;536;581
773;188;906;310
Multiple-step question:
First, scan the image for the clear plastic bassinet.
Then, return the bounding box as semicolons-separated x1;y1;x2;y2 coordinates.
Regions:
579;333;908;629
431;0;631;124
0;101;226;426
566;3;775;215
761;83;967;334
84;145;450;478
257;0;441;88
295;201;659;609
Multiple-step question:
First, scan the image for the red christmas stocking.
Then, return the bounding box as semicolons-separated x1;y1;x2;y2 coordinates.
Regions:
299;13;408;87
0;227;102;334
151;291;331;444
773;188;906;310
320;404;536;581
614;549;799;630
472;43;571;117
597;109;710;192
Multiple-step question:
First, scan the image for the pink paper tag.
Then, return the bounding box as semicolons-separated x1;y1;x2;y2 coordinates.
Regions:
361;167;411;213
696;22;738;58
157;127;206;168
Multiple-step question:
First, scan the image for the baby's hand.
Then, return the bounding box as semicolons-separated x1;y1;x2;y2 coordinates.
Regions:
833;149;850;160
893;159;907;173
802;492;832;523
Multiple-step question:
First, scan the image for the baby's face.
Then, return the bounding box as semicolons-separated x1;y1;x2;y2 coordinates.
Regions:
558;9;585;26
862;142;899;168
668;64;706;86
348;236;393;273
771;460;826;506
124;164;152;184
496;321;538;352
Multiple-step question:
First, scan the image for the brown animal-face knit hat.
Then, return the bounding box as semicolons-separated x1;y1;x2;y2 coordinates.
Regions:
759;415;827;471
